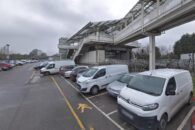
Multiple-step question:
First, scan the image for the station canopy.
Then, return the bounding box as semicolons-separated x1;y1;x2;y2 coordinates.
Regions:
67;19;121;43
67;0;160;43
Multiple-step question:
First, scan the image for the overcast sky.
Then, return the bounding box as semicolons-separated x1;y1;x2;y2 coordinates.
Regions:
0;0;195;55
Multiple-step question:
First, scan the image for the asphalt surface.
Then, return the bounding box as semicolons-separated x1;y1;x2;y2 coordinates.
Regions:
0;64;194;130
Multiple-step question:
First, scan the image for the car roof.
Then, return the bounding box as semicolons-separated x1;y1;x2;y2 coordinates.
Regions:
125;72;138;76
140;69;188;79
92;64;127;69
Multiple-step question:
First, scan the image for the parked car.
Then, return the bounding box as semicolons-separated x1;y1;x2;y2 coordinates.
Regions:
0;63;12;71
64;66;88;78
106;73;136;97
70;67;89;82
40;60;75;75
118;69;193;130
77;64;129;95
59;65;75;75
16;60;24;66
34;62;48;70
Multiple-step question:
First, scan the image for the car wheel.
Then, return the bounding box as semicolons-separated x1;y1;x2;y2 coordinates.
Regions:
187;93;193;105
44;72;50;76
159;114;168;130
91;86;99;95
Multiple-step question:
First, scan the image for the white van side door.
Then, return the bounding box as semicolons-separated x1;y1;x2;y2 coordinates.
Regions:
93;69;107;89
175;73;189;105
165;77;181;118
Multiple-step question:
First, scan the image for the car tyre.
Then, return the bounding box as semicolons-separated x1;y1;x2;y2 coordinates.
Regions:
158;114;168;130
90;86;99;95
187;93;193;105
44;71;50;76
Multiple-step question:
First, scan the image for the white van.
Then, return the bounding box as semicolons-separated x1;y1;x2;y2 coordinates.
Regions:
40;60;75;75
118;69;193;130
77;64;129;95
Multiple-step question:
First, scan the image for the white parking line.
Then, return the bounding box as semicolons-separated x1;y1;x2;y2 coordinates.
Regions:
107;110;118;116
87;92;108;99
60;76;124;130
177;106;195;130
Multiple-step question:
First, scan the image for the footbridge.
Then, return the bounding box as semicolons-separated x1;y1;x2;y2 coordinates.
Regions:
114;0;195;69
60;0;195;69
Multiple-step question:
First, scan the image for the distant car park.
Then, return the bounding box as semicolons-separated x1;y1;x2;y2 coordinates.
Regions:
0;63;12;71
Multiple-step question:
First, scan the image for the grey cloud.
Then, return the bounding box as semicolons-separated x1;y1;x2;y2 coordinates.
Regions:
0;0;195;55
0;0;115;55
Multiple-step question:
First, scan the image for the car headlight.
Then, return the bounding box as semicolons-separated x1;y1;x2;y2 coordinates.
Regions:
142;103;159;111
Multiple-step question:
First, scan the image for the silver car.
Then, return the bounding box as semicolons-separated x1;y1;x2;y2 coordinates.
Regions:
106;73;136;97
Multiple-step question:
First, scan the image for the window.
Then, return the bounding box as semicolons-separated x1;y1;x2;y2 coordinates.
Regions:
166;77;176;95
118;75;133;84
128;75;166;96
47;64;55;69
94;69;106;79
83;68;98;77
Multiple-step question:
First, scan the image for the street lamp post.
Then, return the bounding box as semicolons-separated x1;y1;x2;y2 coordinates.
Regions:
6;44;10;61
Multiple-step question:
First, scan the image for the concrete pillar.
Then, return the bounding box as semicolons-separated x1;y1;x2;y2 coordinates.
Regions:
6;44;10;61
141;0;144;30
126;49;130;64
59;53;62;60
96;28;100;41
149;35;156;70
157;0;160;15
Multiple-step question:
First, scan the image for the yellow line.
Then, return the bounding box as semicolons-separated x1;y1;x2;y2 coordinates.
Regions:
51;77;85;130
89;126;94;130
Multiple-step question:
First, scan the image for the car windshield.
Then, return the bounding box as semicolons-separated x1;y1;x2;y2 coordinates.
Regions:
128;75;166;96
82;68;98;77
118;75;133;84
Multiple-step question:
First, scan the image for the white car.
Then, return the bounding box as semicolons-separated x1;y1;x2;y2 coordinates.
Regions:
77;64;129;95
118;69;193;130
40;60;75;75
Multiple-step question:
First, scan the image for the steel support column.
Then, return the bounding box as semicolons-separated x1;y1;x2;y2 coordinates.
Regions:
141;0;144;30
149;35;155;70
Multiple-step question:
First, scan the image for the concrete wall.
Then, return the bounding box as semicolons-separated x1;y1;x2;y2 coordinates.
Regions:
80;51;97;64
79;50;105;65
97;50;105;63
180;53;195;60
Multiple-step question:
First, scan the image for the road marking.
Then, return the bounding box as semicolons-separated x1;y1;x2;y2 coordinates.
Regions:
51;77;85;130
62;77;124;130
87;92;108;99
107;110;118;116
30;71;35;79
89;126;94;130
25;71;35;84
177;106;195;130
77;103;92;113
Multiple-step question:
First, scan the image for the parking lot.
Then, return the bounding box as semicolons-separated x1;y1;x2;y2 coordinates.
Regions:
0;64;194;130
